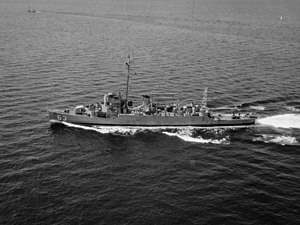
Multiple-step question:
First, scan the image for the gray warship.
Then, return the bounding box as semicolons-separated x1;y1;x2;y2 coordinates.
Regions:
47;57;256;127
27;6;36;13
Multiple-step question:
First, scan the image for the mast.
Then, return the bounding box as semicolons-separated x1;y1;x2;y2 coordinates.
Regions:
192;0;195;26
125;55;131;104
202;87;208;107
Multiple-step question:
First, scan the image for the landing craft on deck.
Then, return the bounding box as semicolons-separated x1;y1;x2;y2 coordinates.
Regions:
47;57;257;127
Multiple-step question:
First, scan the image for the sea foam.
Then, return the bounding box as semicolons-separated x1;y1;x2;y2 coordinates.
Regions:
253;134;298;146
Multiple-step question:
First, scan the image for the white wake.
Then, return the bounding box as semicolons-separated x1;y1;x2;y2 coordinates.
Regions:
60;122;232;144
250;105;265;111
253;134;298;146
284;106;300;112
163;129;229;144
257;114;300;129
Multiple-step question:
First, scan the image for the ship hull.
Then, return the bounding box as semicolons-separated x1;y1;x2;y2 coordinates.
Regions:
48;110;256;127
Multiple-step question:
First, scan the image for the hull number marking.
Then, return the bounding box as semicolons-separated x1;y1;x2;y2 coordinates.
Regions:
57;115;67;121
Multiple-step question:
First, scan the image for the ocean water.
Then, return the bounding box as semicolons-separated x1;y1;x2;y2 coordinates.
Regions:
1;0;300;224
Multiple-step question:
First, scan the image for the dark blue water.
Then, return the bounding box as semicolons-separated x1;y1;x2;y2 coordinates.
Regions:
1;0;300;224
